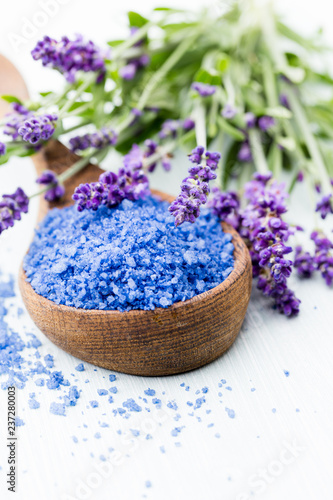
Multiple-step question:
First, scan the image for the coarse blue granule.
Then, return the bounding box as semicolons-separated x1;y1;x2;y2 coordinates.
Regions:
109;374;116;382
64;386;80;407
23;196;234;311
144;388;155;396
50;402;66;416
109;386;118;394
225;408;235;419
123;398;142;412
97;389;108;396
90;400;99;408
75;363;85;372
284;370;290;377
28;398;40;409
44;354;54;368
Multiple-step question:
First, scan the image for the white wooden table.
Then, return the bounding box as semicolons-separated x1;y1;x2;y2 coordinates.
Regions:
1;1;333;499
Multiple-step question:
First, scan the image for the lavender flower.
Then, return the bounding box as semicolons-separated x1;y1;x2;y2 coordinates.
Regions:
69;127;117;152
294;246;315;278
222;104;237;119
238;141;252;162
4;103;32;140
72;146;149;211
31;35;107;83
209;173;301;316
36;170;65;202
208;188;240;220
258;115;275;131
191;82;216;97
119;27;149;80
182;118;195;131
315;194;333;219
279;93;290;109
0;142;6;156
159;120;180;139
0;188;29;235
169;146;220;226
311;231;333;286
244;112;256;129
18;114;58;145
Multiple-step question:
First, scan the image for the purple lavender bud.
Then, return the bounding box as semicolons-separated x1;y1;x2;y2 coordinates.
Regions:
18;113;58;145
144;139;158;172
188;146;205;164
294;246;315;278
311;230;333;286
244;112;256;129
279;93;290;109
119;63;137;80
36;170;65;202
0;142;6;156
253;172;273;184
119;28;149;80
31;35;107;83
182;118;195;131
159;120;180;140
69;127;117;153
258;116;275;131
208;188;240;220
4;103;33;140
222;104;237;119
0;187;29;235
191;82;216;97
315;194;333;219
169;147;220;227
297;171;304;182
238;142;252;162
275;288;301;317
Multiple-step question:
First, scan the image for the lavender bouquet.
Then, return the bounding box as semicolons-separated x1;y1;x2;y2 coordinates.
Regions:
1;2;333;316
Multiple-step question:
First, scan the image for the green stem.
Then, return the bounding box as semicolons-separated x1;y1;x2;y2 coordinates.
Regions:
112;22;153;60
285;86;332;194
194;102;207;149
249;129;269;174
137;34;198;110
58;75;96;118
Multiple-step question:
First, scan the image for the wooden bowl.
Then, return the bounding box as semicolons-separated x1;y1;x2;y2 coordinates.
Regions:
0;53;252;376
19;183;252;376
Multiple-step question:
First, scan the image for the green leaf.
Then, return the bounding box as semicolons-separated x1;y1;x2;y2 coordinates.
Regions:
128;11;149;28
217;116;245;141
193;68;220;86
264;106;292;119
39;91;52;97
107;40;123;47
1;95;22;104
216;54;230;73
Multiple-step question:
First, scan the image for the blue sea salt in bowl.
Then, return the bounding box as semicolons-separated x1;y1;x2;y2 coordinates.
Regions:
20;191;252;375
23;195;235;312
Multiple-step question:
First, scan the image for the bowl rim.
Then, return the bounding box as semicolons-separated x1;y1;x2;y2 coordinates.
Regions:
20;190;251;317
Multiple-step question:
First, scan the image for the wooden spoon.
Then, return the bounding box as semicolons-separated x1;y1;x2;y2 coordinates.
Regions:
1;55;252;376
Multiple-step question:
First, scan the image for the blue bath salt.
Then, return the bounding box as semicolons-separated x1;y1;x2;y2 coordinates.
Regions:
97;389;108;396
144;388;156;396
50;402;66;416
284;370;290;377
109;387;118;394
109;374;116;382
225;408;235;419
75;363;85;372
28;398;40;409
64;386;80;406
23;196;234;311
123;398;142;412
44;354;54;369
15;417;25;426
90;400;99;408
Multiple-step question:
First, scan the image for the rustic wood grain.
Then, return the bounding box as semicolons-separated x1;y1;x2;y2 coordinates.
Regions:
19;142;252;376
